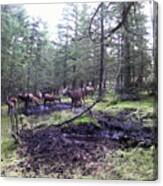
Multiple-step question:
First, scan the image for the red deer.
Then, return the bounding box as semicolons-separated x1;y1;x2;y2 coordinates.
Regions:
63;88;85;107
43;93;61;106
35;91;43;99
17;93;29;109
18;93;40;109
6;96;17;115
28;93;40;106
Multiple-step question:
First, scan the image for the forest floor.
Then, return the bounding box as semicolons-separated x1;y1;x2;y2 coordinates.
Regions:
1;92;157;180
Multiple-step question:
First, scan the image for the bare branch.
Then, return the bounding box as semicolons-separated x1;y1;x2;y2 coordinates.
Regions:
88;2;134;42
104;2;135;39
88;2;103;42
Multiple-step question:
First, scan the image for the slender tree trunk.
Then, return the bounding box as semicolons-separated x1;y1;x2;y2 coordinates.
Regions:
63;30;69;89
153;1;158;96
123;33;131;91
80;80;84;88
98;3;104;98
72;65;76;89
27;65;30;92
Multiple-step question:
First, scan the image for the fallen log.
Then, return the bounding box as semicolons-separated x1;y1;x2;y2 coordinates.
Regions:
53;100;99;128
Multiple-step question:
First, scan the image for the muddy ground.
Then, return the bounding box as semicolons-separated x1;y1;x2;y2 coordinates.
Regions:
10;106;157;178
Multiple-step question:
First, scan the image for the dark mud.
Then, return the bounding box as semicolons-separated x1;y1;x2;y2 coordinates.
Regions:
16;109;157;177
18;126;119;177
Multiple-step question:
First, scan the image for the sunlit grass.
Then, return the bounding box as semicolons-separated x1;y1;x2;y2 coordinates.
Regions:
90;146;157;180
93;94;155;114
110;146;157;180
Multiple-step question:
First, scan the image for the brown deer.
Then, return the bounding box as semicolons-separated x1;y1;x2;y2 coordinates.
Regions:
43;93;61;106
35;91;43;99
84;85;95;96
17;92;40;109
6;96;17;115
63;88;85;107
28;93;40;106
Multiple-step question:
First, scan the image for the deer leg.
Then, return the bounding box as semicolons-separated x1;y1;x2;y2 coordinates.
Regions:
74;100;77;107
15;112;19;134
10;112;14;133
25;101;28;110
36;100;40;107
79;99;82;107
44;99;46;107
71;99;74;109
7;106;10;116
18;100;20;110
82;97;85;105
56;97;61;103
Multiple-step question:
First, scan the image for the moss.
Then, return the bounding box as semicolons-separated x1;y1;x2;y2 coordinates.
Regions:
74;115;101;128
74;115;92;124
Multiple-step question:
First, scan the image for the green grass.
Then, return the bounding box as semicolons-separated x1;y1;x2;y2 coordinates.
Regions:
24;110;75;129
74;115;93;124
1;105;10;138
74;115;101;128
110;146;157;180
94;94;155;114
1;138;18;159
90;146;157;180
113;96;154;111
1;105;19;177
1;105;17;159
48;111;74;125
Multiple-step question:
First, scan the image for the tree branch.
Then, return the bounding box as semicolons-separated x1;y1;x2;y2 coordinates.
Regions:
104;2;134;39
88;2;134;42
88;2;103;42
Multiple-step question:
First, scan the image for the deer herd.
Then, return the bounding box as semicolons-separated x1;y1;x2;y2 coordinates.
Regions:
6;85;96;115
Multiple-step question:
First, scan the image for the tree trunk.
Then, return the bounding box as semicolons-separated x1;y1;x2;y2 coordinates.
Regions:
72;65;76;89
98;3;105;99
153;1;158;96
